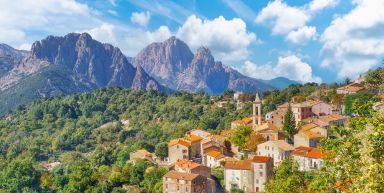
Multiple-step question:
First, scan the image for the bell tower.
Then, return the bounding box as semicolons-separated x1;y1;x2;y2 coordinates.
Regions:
253;92;262;126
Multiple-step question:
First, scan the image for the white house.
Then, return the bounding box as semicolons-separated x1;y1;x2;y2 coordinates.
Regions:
257;140;294;166
291;146;325;171
206;150;226;168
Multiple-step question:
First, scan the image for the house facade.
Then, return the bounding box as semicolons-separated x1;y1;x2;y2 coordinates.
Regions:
292;146;325;171
257;140;294;166
168;139;191;163
175;159;211;178
163;171;210;193
224;156;273;193
206;151;226;168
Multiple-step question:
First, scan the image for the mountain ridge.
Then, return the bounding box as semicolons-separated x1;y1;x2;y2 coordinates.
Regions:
133;36;275;95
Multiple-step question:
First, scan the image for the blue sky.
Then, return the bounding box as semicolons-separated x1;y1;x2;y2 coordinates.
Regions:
0;0;383;83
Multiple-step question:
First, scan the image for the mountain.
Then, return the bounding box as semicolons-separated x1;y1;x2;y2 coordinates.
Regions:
0;33;166;115
134;37;275;95
0;43;28;76
261;77;300;90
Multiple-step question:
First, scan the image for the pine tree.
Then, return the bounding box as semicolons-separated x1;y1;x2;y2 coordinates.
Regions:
283;104;296;143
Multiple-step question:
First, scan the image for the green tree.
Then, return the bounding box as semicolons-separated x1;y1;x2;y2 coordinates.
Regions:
229;125;253;149
265;157;305;193
154;142;168;160
0;158;41;193
282;104;296;142
141;167;167;193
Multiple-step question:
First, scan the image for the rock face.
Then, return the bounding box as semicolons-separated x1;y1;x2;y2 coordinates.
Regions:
0;33;167;115
0;43;28;76
134;37;275;94
29;33;162;90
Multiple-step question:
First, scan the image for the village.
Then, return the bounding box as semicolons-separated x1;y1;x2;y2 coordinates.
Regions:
119;74;384;193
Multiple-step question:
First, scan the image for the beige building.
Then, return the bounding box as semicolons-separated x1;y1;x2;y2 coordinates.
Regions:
168;139;191;163
175;159;211;178
292;146;325;171
294;130;322;148
254;122;284;141
163;171;210;193
206;151;226;168
224;156;273;193
224;160;253;192
257;140;294;166
185;135;204;160
252;156;274;192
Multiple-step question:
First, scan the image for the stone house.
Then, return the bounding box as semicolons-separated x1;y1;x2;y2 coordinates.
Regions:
168;139;191;163
175;159;211;178
163;171;211;193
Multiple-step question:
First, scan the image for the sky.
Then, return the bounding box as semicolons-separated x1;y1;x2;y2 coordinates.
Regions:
0;0;383;83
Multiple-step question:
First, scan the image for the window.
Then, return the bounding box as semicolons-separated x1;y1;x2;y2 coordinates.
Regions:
260;172;263;176
259;164;263;169
256;179;259;184
182;150;187;153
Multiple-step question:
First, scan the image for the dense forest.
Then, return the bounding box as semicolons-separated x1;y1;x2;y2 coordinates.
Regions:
0;87;254;193
0;72;383;192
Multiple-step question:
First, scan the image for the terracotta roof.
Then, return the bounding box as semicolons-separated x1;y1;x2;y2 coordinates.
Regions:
175;159;202;170
185;135;203;142
307;148;324;159
206;151;223;158
168;139;191;148
164;170;201;181
254;122;279;132
292;146;324;159
298;130;323;139
252;156;271;163
292;100;320;108
318;114;346;122
300;123;318;131
338;83;365;92
259;140;294;151
224;160;252;170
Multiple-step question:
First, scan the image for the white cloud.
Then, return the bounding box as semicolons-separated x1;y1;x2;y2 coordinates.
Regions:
88;23;117;44
286;26;316;44
255;0;339;42
320;0;384;79
222;0;256;22
108;10;118;16
176;15;256;62
0;0;97;48
87;23;172;56
18;43;31;51
130;11;151;27
124;26;172;55
241;55;321;83
255;0;309;35
309;0;339;11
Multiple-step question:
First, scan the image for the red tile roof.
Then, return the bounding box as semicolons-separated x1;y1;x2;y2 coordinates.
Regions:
224;160;252;170
168;139;191;148
175;159;202;170
292;146;324;159
252;156;271;163
206;151;223;158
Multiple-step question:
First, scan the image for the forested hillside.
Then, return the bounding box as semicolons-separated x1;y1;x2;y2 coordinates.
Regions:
0;87;251;192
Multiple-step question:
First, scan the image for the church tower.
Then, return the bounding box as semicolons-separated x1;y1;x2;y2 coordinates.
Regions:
253;92;262;126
